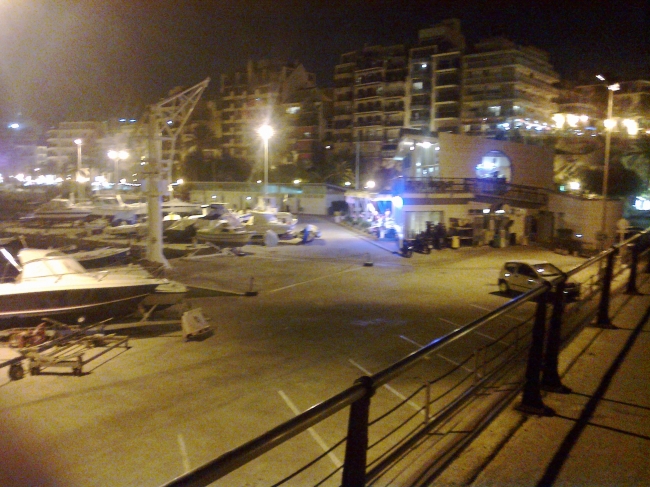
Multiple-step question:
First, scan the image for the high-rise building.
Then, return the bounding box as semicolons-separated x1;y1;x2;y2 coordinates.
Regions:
406;19;465;134
461;37;559;135
219;59;317;168
328;44;408;185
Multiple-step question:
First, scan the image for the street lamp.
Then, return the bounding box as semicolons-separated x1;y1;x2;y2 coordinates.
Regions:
257;124;274;199
599;79;620;245
107;150;129;187
74;138;83;201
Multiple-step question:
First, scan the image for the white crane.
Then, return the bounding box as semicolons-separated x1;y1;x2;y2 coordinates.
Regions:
142;77;210;267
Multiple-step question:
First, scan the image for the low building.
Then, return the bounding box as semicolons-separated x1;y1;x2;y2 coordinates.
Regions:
347;129;623;250
186;181;346;216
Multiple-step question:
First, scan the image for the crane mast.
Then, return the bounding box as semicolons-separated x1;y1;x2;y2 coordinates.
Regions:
143;78;210;267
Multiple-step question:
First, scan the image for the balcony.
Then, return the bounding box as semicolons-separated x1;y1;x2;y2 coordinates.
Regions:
396;177;548;207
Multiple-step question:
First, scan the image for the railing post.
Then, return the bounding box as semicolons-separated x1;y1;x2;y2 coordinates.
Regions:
424;382;431;425
541;279;572;394
594;249;618;329
516;285;555;416
626;242;639;295
342;376;374;487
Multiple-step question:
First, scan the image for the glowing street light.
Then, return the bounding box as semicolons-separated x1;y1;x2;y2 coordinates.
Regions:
74;139;83;201
108;150;129;185
599;77;620;245
257;124;274;197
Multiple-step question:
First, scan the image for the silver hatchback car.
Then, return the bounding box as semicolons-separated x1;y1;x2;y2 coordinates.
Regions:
498;261;580;301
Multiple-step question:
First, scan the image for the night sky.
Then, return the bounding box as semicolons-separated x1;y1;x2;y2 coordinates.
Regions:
0;0;647;128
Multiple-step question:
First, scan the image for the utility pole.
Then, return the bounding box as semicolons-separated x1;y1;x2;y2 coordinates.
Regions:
355;131;360;190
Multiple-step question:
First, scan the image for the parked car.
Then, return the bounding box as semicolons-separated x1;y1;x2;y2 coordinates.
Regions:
498;261;580;301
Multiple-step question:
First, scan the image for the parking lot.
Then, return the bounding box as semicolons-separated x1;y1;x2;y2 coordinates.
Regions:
0;215;587;487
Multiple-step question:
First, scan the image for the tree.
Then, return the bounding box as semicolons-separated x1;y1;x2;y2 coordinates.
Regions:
307;148;355;186
579;162;645;197
181;123;218;181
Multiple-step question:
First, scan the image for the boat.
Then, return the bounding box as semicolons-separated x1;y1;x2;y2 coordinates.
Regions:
243;210;297;238
63;247;131;269
0;248;169;326
0;236;24;256
161;198;203;217
19;198;92;225
103;221;148;238
195;215;252;248
163;203;235;243
78;194;147;224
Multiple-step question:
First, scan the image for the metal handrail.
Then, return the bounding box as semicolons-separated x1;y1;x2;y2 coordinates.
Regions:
162;225;650;487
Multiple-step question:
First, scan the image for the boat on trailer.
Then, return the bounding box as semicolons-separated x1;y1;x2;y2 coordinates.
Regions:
0;248;171;327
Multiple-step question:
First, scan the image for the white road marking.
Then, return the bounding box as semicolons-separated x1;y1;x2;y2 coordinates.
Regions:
400;334;473;373
439;316;512;346
278;390;342;468
348;359;423;414
267;266;363;294
177;433;191;472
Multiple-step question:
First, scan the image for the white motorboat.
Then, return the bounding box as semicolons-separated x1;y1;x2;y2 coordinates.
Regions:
195;215;252;248
63;247;131;269
20;198;92;225
164;204;236;243
243;210;297;237
78;194;147;223
0;248;170;326
161;198;203;217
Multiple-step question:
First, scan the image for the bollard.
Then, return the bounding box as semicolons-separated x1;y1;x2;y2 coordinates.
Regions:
363;253;374;267
244;277;258;296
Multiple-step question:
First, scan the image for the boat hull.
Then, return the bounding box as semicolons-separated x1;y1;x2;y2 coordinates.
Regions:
0;283;159;326
195;231;251;248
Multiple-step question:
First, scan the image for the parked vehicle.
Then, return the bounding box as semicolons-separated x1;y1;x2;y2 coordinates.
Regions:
498;260;580;301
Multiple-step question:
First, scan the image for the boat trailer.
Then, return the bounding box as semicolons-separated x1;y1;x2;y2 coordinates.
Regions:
0;322;130;380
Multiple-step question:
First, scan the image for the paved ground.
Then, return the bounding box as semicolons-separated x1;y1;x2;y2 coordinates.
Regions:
436;269;650;487
0;216;595;487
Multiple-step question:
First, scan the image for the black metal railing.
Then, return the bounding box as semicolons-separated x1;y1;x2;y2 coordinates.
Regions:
160;228;650;487
395;177;549;206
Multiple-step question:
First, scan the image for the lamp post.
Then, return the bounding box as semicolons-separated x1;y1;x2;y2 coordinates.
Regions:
74;138;83;201
600;81;620;246
257;124;274;202
108;150;129;188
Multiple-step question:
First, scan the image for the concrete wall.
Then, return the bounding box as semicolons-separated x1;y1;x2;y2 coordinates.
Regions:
188;183;346;215
438;132;555;190
548;192;624;245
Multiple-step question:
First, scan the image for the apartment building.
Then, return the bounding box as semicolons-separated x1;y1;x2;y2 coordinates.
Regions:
282;86;333;168
328;44;408;184
46;121;106;178
461;37;559;135
406;18;465;134
218;59;317;167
